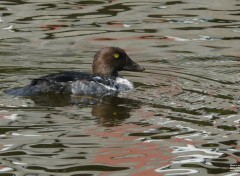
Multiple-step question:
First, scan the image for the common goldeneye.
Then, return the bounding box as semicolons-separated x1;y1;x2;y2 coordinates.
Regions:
5;47;145;96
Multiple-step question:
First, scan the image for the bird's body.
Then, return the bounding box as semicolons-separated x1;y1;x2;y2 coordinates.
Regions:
5;47;144;96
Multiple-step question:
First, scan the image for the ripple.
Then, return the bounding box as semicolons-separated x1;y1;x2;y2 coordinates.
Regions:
26;165;129;172
0;166;14;172
155;166;199;175
171;144;223;156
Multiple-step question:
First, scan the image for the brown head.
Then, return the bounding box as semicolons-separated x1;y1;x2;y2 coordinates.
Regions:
92;47;145;77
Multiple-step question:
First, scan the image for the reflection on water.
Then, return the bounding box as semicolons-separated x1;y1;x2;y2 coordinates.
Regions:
1;0;240;175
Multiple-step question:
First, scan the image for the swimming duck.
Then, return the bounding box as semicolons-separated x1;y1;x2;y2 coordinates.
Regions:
5;47;145;96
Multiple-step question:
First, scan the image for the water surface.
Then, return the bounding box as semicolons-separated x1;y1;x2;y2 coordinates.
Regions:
1;0;240;175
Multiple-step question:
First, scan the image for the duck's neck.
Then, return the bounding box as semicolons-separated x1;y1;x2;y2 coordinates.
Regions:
92;68;119;78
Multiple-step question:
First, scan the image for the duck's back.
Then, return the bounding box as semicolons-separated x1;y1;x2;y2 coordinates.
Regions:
5;71;120;96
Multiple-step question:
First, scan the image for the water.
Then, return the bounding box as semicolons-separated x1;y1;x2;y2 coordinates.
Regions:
1;0;240;175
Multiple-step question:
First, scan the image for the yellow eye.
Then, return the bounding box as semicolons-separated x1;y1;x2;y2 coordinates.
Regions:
114;53;119;59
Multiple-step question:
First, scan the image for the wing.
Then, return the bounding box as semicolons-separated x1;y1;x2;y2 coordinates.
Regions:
30;71;93;85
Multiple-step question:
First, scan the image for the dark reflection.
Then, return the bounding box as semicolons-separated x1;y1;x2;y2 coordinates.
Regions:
16;1;132;23
184;7;208;10
74;1;109;5
26;165;129;172
36;1;108;10
92;96;141;126
16;16;36;22
36;3;57;10
97;3;131;16
28;94;141;126
36;2;131;19
1;0;27;5
2;13;12;17
182;164;228;174
29;93;73;107
165;1;185;5
0;151;27;156
148;14;198;18
201;18;238;23
0;7;8;11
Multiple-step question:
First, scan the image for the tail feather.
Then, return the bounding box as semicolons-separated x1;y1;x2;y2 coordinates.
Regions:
4;86;37;96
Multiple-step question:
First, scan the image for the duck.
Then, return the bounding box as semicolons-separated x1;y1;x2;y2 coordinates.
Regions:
5;47;145;96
